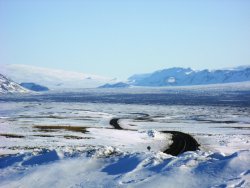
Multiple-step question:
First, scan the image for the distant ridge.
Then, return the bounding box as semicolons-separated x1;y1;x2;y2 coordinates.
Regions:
99;82;130;88
20;83;49;92
100;66;250;88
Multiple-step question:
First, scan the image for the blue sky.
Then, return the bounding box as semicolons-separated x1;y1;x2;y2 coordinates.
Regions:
0;0;250;79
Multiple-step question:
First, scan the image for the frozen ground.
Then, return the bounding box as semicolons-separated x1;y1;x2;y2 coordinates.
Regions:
0;88;250;187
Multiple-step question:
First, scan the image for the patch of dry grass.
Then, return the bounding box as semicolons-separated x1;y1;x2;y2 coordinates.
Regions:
0;133;25;138
64;135;92;139
33;125;89;133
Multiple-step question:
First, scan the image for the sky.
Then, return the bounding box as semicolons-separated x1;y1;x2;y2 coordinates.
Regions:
0;0;250;79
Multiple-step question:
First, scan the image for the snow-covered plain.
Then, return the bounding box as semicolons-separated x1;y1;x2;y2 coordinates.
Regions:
0;89;250;187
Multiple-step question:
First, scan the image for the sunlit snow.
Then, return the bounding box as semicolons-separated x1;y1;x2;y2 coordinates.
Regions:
0;87;249;187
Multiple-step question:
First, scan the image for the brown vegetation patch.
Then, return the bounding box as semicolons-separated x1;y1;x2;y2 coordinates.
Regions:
33;134;55;137
64;135;92;139
0;133;25;138
33;125;89;133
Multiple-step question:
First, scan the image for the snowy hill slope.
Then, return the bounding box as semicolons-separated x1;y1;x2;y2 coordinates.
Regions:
0;74;29;94
0;64;115;89
128;66;250;86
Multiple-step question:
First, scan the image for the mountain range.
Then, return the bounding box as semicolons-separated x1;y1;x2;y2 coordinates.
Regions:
102;66;250;88
1;64;250;91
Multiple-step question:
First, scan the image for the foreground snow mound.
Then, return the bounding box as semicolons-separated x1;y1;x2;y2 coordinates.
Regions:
0;149;249;188
87;146;123;158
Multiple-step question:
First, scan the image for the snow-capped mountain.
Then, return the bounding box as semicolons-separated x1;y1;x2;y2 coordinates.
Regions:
0;74;29;94
128;66;250;87
0;64;115;89
99;66;250;88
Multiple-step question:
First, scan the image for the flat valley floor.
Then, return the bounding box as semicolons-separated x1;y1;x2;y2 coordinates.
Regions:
0;87;250;188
